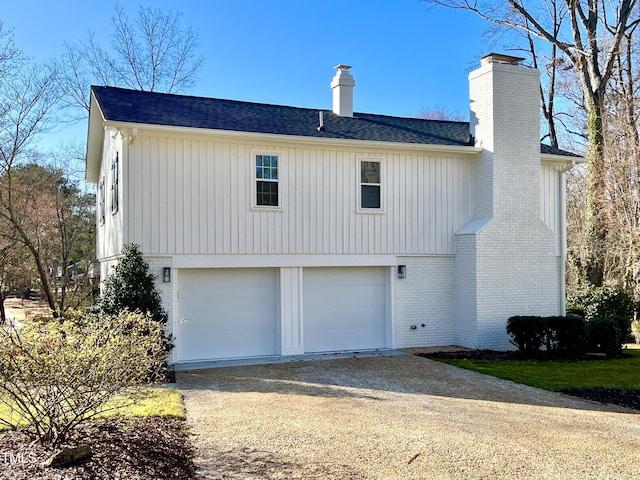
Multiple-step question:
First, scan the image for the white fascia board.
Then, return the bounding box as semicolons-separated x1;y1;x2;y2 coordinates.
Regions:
172;254;398;269
541;153;586;166
101;121;483;157
86;92;107;184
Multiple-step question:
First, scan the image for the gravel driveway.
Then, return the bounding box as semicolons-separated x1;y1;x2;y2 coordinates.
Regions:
177;353;640;479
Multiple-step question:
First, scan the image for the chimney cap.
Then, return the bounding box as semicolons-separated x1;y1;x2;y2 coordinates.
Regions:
334;64;352;70
481;53;525;66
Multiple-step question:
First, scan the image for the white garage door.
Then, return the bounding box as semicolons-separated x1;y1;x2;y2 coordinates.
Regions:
175;268;278;362
303;267;387;353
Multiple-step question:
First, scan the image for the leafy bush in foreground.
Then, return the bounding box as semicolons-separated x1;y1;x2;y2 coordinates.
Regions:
0;310;166;446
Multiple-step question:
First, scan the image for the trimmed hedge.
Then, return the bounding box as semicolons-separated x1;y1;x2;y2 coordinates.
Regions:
506;314;625;359
585;317;623;357
545;315;586;358
507;315;586;359
506;316;545;358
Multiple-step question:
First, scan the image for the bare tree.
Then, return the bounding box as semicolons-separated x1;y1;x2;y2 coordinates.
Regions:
417;106;466;121
58;4;204;114
0;23;62;315
563;23;640;298
0;163;96;318
426;0;640;286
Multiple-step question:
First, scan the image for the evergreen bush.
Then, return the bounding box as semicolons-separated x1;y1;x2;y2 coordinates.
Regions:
567;286;633;321
545;315;586;358
585;317;622;357
97;243;172;351
506;316;545;358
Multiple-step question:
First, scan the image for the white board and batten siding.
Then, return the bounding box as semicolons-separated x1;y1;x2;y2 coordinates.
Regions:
540;162;565;256
123;132;475;257
96;130;125;261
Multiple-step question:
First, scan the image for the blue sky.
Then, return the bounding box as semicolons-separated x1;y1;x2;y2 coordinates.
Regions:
2;0;488;150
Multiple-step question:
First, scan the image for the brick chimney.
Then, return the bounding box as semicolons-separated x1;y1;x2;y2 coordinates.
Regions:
455;53;559;351
468;53;540;220
331;64;355;117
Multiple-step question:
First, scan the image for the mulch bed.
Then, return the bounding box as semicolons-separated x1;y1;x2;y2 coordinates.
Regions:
417;350;640;412
0;417;196;480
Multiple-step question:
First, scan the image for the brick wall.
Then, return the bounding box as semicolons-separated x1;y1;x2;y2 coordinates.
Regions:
394;256;456;347
455;57;563;350
143;256;174;333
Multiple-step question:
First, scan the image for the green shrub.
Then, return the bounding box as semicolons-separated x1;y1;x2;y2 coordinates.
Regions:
545;315;586;358
507;315;587;359
567;286;633;321
506;316;546;358
0;310;167;446
97;243;172;352
585;317;622;357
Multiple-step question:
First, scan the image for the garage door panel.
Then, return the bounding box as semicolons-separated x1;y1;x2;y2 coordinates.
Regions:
305;306;385;327
176;268;278;362
304;285;385;308
305;328;385;352
304;267;387;353
181;332;275;360
181;288;275;315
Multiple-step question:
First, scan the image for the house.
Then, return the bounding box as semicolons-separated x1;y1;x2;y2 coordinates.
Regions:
85;53;579;365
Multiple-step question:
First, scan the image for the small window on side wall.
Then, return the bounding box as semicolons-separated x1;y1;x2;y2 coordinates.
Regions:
360;160;381;209
255;154;279;207
111;152;119;213
99;176;106;224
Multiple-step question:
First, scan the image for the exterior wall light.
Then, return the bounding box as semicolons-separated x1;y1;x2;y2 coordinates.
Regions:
398;265;406;279
163;267;171;283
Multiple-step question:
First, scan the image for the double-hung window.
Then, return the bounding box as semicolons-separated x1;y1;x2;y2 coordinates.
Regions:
255;154;279;207
360;159;381;210
111;152;119;213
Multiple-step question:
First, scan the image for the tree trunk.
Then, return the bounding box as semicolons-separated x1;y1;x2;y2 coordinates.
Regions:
0;294;6;325
585;96;607;286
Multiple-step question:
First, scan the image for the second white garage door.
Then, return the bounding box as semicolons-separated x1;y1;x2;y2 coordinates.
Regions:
303;267;388;353
175;268;278;362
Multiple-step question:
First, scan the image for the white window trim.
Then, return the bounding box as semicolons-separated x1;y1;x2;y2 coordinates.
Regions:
357;157;384;213
111;151;119;214
251;149;283;211
99;176;106;225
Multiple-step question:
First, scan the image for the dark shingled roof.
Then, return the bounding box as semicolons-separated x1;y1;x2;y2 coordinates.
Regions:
91;86;577;156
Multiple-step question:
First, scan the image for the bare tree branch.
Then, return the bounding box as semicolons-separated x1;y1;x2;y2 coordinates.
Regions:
58;4;204;114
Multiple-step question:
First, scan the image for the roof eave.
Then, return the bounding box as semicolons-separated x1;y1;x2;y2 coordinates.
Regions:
541;153;586;165
99;120;483;156
85;90;106;184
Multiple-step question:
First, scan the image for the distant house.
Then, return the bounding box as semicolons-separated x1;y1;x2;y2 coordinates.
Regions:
86;53;579;365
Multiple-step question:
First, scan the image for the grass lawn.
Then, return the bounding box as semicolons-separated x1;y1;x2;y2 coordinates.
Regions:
439;347;640;391
0;387;184;431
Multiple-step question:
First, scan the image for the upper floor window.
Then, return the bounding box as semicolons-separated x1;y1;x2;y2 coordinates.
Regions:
360;160;381;209
255;154;279;207
111;152;119;213
99;176;106;224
